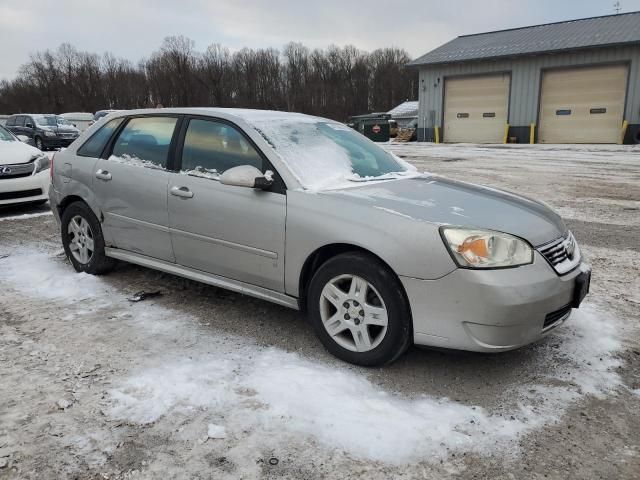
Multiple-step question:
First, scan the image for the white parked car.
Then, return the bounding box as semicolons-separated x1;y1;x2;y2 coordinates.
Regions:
0;125;51;206
59;112;94;132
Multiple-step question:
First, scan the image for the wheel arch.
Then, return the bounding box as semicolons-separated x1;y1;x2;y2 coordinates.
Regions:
57;195;104;223
57;195;87;216
297;243;412;318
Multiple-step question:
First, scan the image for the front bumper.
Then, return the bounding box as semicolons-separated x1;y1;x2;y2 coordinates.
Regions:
0;170;51;206
402;252;591;352
43;137;76;148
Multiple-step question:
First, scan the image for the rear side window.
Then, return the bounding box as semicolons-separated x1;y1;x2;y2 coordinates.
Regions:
15;116;25;127
5;117;15;126
180;119;262;176
77;118;124;158
111;116;178;169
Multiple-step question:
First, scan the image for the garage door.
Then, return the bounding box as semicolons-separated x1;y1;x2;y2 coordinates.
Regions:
539;65;628;144
443;74;510;143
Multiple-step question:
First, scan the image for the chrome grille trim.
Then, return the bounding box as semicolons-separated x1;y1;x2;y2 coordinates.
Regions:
537;231;581;275
0;162;35;180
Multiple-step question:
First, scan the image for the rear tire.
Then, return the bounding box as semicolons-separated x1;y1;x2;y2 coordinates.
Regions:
307;252;412;366
61;201;115;274
34;136;44;151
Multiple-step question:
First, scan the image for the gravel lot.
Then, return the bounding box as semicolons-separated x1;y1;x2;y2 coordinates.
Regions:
1;143;639;479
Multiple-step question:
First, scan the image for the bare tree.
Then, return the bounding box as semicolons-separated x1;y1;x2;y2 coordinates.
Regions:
0;37;417;121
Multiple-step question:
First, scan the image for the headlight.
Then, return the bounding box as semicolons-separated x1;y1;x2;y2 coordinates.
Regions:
44;130;56;137
33;154;50;173
440;227;533;269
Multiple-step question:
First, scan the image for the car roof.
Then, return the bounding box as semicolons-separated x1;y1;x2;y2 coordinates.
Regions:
107;107;331;124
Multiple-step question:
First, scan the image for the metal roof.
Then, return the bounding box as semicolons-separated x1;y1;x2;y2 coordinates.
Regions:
387;101;419;118
409;11;640;67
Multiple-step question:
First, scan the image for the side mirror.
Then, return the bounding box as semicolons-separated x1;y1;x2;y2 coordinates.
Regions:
16;135;30;143
25;123;34;129
219;165;273;190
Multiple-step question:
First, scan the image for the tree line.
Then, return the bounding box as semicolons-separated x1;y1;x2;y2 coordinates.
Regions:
0;36;417;121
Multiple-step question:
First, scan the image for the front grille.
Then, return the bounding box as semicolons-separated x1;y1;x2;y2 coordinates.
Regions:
544;304;572;329
0;188;42;200
538;232;580;275
0;162;35;180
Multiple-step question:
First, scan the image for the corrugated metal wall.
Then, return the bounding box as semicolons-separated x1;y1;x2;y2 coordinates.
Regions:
417;46;640;131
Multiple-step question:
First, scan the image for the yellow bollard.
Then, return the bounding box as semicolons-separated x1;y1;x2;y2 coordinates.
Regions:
503;124;510;144
620;120;629;145
530;123;536;144
435;126;440;144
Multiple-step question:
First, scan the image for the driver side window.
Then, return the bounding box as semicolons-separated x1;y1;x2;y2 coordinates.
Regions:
180;119;263;178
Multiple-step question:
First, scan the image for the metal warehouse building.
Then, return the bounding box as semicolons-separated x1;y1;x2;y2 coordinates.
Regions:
409;12;640;144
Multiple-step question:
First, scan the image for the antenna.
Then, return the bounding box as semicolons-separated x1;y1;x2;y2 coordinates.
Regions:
614;1;621;14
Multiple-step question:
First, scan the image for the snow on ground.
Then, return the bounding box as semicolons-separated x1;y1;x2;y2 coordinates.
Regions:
0;210;51;222
0;248;624;466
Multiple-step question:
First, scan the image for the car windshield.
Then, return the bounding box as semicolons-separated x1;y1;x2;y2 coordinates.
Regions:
56;117;71;125
0;125;16;141
34;115;58;126
250;117;416;190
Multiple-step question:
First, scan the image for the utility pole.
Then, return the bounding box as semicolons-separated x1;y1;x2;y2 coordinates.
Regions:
614;1;621;14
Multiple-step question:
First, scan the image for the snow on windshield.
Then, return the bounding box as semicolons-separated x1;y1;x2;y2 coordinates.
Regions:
247;116;417;190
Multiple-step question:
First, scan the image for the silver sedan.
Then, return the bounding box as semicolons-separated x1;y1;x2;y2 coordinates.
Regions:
48;108;591;366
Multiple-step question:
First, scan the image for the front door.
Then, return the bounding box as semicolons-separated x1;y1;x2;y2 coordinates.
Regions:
168;117;287;292
92;115;179;262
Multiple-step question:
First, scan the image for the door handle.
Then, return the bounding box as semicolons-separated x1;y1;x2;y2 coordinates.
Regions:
95;169;112;181
170;186;194;198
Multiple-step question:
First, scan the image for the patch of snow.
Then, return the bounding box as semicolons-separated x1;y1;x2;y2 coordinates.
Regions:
0;210;52;222
0;249;108;302
107;349;539;463
180;166;219;180
108;154;164;170
207;424;226;439
541;304;622;396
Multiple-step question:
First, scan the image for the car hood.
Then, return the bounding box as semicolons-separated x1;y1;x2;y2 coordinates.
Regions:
0;140;42;165
324;175;567;247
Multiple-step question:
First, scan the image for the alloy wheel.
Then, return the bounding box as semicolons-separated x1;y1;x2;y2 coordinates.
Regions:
67;215;95;264
319;274;388;352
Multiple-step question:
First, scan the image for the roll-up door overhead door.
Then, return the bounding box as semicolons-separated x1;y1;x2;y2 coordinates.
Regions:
538;64;628;144
443;74;510;143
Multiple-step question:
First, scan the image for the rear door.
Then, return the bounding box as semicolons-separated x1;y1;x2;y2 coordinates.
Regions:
4;116;16;134
12;116;25;136
92;115;179;262
168;116;287;291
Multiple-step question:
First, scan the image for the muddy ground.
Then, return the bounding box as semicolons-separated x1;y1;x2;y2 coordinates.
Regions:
0;143;639;479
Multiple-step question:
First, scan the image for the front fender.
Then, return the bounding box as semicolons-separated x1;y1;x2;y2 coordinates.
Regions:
284;190;457;297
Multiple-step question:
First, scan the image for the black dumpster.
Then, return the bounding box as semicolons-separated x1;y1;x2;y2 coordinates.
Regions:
348;113;391;142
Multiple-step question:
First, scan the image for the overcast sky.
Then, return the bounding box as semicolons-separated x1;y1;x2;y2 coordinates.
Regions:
1;0;639;80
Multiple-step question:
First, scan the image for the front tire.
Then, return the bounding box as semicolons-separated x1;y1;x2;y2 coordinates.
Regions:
307;252;412;366
61;201;114;274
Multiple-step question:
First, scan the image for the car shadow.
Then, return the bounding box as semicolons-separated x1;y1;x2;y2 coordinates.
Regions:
0;201;50;220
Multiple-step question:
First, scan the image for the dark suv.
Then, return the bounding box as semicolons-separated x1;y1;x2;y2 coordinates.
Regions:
5;114;80;150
